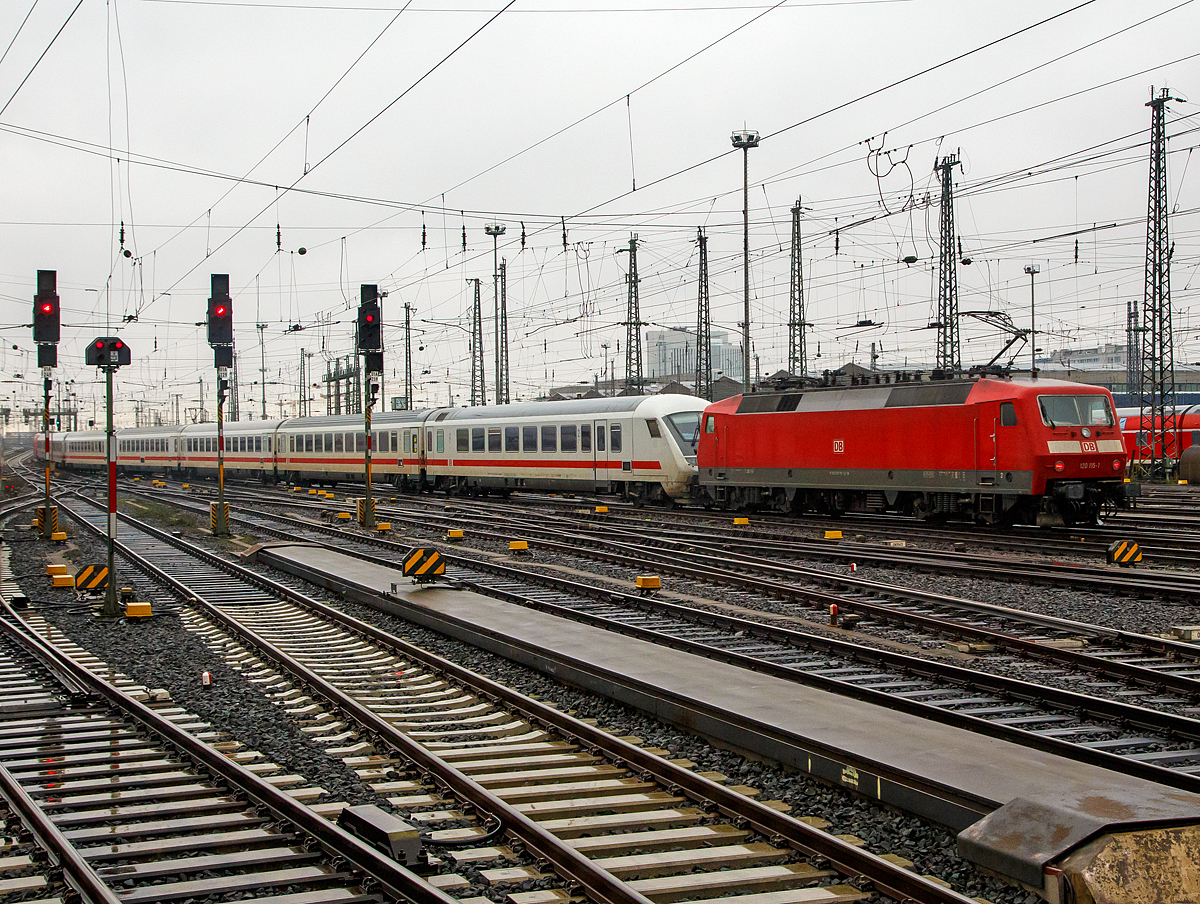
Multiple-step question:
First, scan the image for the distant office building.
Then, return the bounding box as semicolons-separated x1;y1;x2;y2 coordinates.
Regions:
1045;344;1128;370
645;328;743;381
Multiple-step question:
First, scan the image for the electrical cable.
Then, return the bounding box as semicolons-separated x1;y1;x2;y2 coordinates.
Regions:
0;0;83;120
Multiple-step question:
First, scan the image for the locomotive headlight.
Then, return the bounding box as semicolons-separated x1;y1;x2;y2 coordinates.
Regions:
1054;460;1065;472
1112;458;1122;471
1081;427;1091;438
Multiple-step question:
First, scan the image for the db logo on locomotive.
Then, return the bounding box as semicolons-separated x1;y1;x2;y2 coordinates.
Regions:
833;440;845;453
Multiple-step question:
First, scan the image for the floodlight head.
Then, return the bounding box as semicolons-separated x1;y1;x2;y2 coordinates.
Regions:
1024;264;1040;275
731;130;760;149
485;223;506;236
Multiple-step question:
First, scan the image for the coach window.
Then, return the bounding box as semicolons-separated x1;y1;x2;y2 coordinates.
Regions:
646;418;661;438
457;428;469;452
580;424;591;453
704;415;715;434
334;434;343;453
596;425;605;451
392;432;399;453
255;436;262;453
409;432;418;453
436;429;444;453
610;424;622;453
541;424;557;453
522;426;537;452
561;424;577;453
426;430;433;452
472;427;485;452
488;427;502;452
303;434;312;453
505;426;519;452
1000;402;1017;426
324;433;333;452
355;432;366;452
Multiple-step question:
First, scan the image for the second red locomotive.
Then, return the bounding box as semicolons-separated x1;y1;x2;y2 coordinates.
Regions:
697;373;1129;526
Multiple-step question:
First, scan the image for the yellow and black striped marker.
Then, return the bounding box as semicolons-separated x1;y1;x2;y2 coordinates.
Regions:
402;547;445;583
1106;540;1141;567
34;507;59;534
75;564;109;593
211;502;230;535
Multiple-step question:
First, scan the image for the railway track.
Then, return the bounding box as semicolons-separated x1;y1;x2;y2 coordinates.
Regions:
94;486;1200;799
51;491;975;904
0;555;453;903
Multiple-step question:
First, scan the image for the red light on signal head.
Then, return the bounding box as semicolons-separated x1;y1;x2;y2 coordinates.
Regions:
114;341;123;349
95;341;104;348
40;302;53;313
366;314;374;322
215;305;227;317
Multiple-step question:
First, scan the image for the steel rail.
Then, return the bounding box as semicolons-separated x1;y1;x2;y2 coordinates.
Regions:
0;589;457;904
61;493;977;904
110;486;1200;705
59;495;657;904
270;530;1200;797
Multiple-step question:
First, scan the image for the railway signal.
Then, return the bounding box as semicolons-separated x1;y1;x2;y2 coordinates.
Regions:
207;274;233;536
88;334;132;618
358;284;383;528
33;270;59;540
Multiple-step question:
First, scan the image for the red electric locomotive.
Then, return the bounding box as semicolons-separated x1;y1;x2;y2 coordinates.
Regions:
696;373;1130;525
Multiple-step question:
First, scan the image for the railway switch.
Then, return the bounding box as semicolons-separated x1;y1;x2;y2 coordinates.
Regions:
1105;540;1141;567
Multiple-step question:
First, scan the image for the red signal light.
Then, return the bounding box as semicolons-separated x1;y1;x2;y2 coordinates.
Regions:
40;302;53;313
114;341;123;348
95;341;104;348
366;314;374;322
215;305;227;317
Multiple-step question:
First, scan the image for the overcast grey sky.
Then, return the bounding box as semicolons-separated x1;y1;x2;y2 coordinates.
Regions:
1;0;1197;424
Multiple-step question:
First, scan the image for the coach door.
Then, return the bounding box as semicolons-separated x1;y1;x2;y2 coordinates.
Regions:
593;419;611;492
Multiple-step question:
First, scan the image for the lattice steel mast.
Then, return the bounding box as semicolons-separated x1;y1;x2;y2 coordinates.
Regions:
498;259;509;404
696;228;712;401
1136;87;1180;480
788;198;807;377
935;153;962;376
619;235;643;394
468;278;485;406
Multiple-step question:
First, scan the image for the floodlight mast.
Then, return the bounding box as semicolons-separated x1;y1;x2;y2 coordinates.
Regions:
1024;264;1041;377
731;130;759;393
485;224;506;405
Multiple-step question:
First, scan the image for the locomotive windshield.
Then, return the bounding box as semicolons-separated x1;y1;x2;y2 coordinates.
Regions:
1038;394;1114;428
664;411;701;460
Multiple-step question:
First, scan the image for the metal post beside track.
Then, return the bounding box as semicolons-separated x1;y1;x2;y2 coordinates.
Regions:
215;366;229;537
42;371;52;540
363;396;374;529
103;364;119;617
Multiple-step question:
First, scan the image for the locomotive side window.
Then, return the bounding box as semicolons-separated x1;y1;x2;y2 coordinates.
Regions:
488;427;502;452
581;424;591;452
541;425;557;453
457;428;469;452
704;415;715;434
596;425;605;451
522;426;537;451
646;418;661;438
505;426;519;452
561;425;577;452
610;424;622;452
1000;402;1017;426
472;427;485;452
